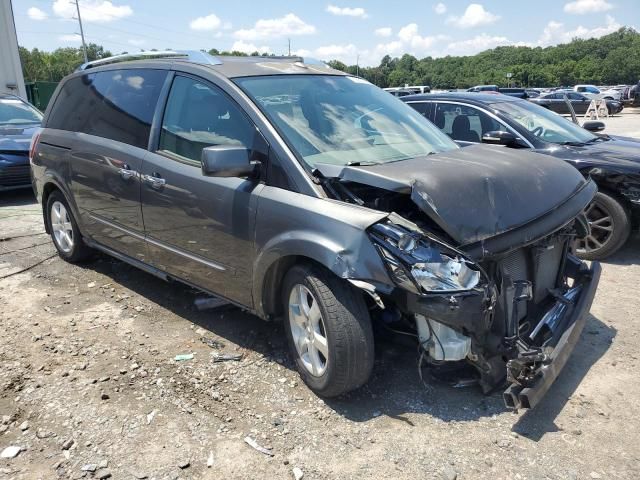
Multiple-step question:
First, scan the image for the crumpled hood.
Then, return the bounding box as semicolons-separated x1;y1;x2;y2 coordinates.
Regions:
315;144;589;245
0;124;39;153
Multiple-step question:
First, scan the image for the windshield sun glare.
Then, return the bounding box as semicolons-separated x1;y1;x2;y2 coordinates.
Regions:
235;75;457;169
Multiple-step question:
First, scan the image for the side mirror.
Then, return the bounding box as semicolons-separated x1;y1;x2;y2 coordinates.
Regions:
582;121;605;132
482;130;518;146
201;145;256;178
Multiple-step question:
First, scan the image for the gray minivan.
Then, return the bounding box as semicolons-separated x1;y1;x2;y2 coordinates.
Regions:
31;51;600;408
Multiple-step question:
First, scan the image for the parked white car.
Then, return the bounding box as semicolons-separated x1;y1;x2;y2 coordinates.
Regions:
574;84;622;101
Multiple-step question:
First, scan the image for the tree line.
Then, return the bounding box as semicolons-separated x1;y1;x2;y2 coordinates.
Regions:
19;27;640;88
330;27;640;88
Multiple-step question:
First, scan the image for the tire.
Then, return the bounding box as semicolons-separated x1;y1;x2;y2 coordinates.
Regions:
282;264;374;397
574;191;631;260
46;191;93;262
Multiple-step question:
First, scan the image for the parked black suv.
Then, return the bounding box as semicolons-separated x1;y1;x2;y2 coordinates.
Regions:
402;92;640;259
31;51;600;408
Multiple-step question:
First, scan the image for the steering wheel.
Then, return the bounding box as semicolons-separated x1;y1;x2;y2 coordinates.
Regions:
531;126;544;137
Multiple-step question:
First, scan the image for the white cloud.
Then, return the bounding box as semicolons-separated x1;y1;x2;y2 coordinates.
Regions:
127;38;146;46
447;4;500;28
27;7;48;21
292;48;313;57
397;23;447;52
373;41;404;57
189;13;222;31
231;40;272;54
315;43;358;59
52;0;132;23
564;0;613;14
234;14;316;40
375;27;392;37
326;5;368;18
538;15;620;45
58;34;82;42
434;3;447;15
446;34;512;55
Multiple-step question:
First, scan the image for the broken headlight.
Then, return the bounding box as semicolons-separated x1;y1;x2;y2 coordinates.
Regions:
370;221;482;294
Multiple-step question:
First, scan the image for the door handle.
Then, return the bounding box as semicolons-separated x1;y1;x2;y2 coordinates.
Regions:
143;173;166;190
119;167;137;180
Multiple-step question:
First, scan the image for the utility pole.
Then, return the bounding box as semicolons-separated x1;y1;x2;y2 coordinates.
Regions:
356;54;360;77
288;38;291;56
74;0;88;63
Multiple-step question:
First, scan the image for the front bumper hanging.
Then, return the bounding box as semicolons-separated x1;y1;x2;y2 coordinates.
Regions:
503;261;602;410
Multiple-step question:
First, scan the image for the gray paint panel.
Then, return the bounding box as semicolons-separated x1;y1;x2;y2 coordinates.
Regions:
252;186;391;317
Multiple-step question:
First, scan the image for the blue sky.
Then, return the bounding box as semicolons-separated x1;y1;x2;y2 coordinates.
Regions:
13;0;639;66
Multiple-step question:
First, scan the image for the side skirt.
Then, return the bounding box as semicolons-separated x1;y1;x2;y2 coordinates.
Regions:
84;237;261;318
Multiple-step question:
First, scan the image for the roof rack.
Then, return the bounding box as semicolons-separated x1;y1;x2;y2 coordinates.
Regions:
77;50;222;71
76;50;327;72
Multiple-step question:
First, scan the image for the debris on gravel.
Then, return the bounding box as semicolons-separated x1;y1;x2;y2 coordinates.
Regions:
244;436;274;456
0;446;21;459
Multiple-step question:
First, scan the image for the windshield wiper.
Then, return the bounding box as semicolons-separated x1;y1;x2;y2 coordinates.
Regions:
559;141;587;146
585;135;610;143
346;161;379;166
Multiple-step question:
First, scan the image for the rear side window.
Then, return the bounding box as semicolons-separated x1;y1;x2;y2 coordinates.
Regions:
408;102;431;118
47;69;167;149
158;75;254;163
433;103;503;143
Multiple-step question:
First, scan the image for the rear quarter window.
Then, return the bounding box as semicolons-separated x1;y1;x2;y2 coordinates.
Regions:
47;69;167;149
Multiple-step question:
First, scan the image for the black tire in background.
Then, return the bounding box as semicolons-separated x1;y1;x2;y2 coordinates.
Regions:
575;191;631;260
282;264;375;397
46;190;94;263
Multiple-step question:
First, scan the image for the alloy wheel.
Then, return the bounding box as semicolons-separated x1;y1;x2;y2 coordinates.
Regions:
51;201;74;253
288;284;329;377
575;200;614;255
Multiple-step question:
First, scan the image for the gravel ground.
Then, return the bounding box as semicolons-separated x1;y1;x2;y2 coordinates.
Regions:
1;110;640;480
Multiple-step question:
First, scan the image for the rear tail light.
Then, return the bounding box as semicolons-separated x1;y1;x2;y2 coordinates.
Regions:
29;129;42;164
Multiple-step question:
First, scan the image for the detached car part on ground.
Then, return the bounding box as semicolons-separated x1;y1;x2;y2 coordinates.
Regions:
403;92;640;260
31;52;600;409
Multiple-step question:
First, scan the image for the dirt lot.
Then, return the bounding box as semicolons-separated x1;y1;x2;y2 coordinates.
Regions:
1;111;640;480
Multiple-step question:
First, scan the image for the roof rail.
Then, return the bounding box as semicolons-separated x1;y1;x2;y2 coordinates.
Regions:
77;50;222;71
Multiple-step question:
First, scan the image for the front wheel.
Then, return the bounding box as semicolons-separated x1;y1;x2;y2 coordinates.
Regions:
282;264;374;397
574;191;631;260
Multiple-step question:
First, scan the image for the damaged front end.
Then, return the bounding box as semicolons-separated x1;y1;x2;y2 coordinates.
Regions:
314;150;601;410
368;217;600;410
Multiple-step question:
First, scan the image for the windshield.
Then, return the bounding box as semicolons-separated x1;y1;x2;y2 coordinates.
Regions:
0;98;43;126
492;99;596;145
235;75;457;168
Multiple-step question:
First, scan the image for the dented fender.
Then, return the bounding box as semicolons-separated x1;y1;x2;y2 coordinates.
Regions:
252;186;393;318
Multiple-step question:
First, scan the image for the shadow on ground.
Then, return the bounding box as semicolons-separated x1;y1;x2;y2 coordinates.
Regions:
73;252;618;438
605;233;640;266
0;189;37;208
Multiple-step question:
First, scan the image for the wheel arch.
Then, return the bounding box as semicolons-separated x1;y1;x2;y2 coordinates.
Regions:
40;179;83;236
41;181;63;234
254;234;389;320
580;170;634;213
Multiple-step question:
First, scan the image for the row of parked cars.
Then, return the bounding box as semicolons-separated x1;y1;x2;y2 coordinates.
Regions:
1;52;636;409
463;84;627;115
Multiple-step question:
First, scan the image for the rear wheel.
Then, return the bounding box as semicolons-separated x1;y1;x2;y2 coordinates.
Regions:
282;264;374;397
46;191;93;262
574;191;630;260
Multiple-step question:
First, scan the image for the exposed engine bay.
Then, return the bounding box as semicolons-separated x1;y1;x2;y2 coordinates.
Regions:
313;155;601;410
